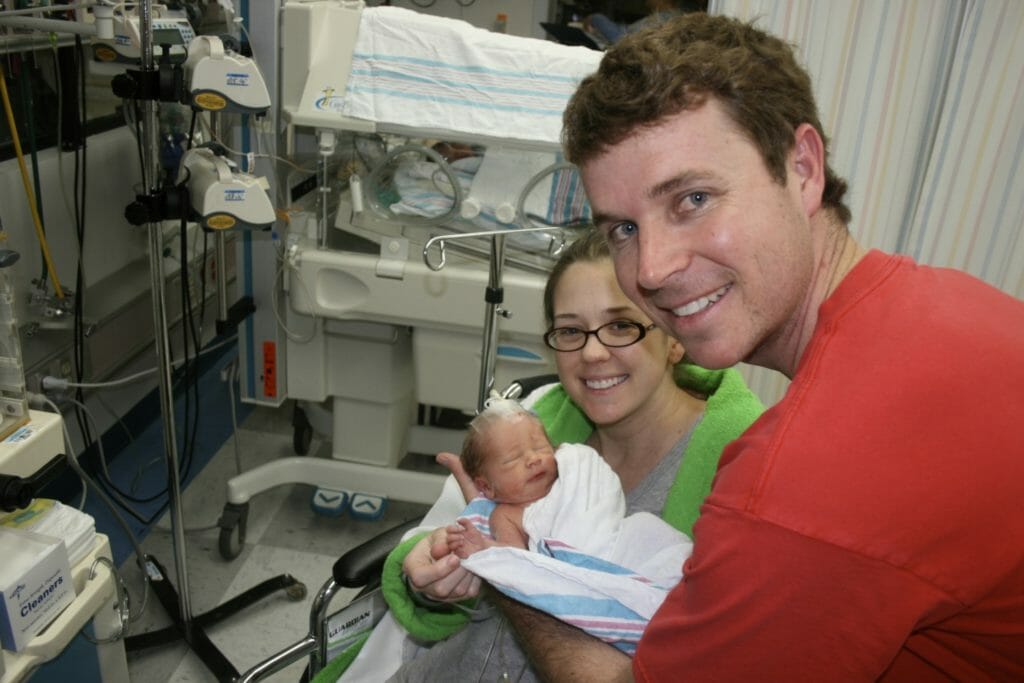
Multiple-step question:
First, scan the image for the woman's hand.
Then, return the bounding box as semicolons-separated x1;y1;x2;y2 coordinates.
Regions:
436;451;479;502
402;526;482;602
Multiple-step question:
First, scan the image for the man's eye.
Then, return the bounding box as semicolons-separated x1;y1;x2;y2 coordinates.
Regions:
689;191;708;207
609;221;638;241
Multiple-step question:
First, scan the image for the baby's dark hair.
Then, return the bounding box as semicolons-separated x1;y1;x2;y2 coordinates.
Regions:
460;398;542;479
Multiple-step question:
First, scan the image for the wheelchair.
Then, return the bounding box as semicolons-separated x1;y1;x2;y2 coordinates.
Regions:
236;374;558;683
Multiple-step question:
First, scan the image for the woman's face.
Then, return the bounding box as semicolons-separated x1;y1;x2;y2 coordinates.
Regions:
550;258;684;428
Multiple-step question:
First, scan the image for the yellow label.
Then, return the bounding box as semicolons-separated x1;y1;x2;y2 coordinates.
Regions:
95;46;118;62
194;93;227;111
207;215;236;230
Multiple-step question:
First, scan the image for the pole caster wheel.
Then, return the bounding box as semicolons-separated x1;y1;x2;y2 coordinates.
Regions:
217;501;249;560
286;582;308;601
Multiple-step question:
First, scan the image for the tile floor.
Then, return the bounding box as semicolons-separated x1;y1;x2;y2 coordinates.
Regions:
117;402;435;683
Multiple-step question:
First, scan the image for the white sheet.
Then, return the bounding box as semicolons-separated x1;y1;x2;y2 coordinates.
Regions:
341;7;603;144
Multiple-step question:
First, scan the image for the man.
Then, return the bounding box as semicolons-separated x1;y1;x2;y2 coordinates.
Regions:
491;12;1024;681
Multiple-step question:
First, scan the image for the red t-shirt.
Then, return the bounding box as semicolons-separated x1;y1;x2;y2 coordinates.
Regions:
635;251;1024;681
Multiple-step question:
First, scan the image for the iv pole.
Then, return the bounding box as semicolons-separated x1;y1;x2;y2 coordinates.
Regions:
134;0;196;636
116;2;303;679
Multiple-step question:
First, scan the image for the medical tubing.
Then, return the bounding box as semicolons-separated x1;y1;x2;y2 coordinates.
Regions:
366;144;463;225
271;258;318;344
154;360;243;535
80;556;128;644
0;63;65;298
179;216;202;484
516;161;583;231
56;395;170;517
38;396;151;628
199;114;307;174
41;334;239;389
72;36;91;451
0;2;96;16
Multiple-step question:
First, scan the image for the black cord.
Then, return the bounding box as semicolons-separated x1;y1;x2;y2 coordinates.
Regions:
179;216;197;481
16;54;49;286
69;36;91;451
132;99;147;190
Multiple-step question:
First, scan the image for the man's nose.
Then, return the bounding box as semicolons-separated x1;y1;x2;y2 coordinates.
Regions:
636;224;693;291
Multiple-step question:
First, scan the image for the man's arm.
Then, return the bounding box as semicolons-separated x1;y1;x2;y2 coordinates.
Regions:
491;589;634;682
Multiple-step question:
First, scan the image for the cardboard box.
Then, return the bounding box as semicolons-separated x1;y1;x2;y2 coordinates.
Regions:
0;526;75;652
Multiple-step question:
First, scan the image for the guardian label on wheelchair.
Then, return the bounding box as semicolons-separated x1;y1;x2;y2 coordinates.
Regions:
326;588;388;661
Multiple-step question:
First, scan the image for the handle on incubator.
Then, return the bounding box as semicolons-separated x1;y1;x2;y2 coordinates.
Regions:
365;143;463;225
421;223;573;272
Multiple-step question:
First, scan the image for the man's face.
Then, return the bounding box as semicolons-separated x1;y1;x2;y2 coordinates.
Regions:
581;99;818;371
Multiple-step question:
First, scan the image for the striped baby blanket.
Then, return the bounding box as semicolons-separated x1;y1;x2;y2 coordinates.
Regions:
459;443;692;654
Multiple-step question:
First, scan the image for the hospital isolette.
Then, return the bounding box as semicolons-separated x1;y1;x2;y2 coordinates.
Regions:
220;1;600;552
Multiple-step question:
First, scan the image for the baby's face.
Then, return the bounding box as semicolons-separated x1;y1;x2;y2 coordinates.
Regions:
476;417;558;504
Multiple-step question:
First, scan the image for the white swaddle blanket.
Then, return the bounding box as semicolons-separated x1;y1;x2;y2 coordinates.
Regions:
341;7;603;144
459;443;693;654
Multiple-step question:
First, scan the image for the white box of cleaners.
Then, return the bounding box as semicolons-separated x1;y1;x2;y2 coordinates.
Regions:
0;526;75;652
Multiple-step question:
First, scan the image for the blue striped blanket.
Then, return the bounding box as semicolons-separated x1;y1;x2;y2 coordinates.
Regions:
458;444;692;655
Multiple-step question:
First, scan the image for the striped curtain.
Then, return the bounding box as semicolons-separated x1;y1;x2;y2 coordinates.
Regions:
711;0;1024;406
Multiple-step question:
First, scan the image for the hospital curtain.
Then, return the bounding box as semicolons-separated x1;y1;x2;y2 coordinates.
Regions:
711;0;1024;406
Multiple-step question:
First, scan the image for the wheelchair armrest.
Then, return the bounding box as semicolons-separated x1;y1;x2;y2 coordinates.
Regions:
501;373;559;400
332;517;422;588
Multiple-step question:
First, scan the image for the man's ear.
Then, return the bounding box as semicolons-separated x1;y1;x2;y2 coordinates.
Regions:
791;123;826;216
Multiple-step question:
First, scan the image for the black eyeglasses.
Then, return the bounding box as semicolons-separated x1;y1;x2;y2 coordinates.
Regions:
544;321;657;352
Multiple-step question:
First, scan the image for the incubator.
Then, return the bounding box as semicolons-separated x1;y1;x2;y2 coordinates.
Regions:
221;1;601;539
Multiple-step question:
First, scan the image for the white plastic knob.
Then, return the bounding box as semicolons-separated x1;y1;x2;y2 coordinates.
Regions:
495;202;516;224
461;197;482;219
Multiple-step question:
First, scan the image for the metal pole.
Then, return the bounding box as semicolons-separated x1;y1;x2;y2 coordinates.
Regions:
477;233;506;412
211;112;229;323
139;0;193;632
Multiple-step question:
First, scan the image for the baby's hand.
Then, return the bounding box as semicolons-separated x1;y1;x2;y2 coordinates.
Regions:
447;518;496;559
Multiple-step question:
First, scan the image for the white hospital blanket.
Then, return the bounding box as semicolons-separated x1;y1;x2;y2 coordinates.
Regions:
342;7;603;144
460;443;693;654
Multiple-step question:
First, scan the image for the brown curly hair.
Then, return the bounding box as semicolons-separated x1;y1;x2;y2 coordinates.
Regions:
563;13;850;224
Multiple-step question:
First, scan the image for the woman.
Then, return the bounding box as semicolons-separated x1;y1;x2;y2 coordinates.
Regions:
336;231;764;682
